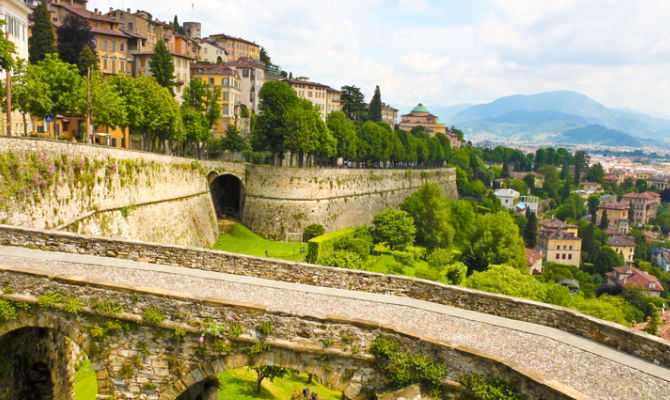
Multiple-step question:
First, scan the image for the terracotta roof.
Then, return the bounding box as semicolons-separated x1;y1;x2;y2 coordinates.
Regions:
622;191;661;200
525;248;544;266
607;235;636;248
226;57;265;69
120;29;146;40
191;63;236;76
52;4;117;24
608;267;664;292
283;78;333;90
605;228;626;237
538;230;581;240
132;51;194;60
90;25;130;38
208;33;258;46
633;309;670;341
598;202;629;210
537;219;578;230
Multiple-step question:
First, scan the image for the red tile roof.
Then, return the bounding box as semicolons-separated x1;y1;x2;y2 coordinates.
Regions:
598;202;629;210
622;191;661;200
225;57;265;69
537;219;578;230
90;24;130;38
191;63;236;76
609;266;664;292
52;4;118;24
607;235;635;248
283;78;334;90
633;309;670;340
538;230;581;240
525;248;544;266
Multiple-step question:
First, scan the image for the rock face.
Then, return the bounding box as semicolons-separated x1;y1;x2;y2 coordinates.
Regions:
378;384;426;400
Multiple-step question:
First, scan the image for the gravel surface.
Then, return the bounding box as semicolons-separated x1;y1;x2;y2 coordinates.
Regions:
2;249;669;400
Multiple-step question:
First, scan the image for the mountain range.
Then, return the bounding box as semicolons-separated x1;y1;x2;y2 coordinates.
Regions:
425;91;670;147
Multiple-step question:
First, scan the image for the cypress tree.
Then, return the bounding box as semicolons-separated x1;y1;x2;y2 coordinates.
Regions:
369;85;382;122
149;40;175;95
628;200;635;226
599;209;609;230
501;160;510;178
524;207;537;249
29;2;56;64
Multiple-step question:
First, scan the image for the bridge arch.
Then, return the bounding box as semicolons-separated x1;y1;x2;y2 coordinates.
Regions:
209;172;245;219
168;349;376;400
0;313;112;399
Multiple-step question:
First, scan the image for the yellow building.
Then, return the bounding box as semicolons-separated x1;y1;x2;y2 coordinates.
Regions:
399;103;446;134
30;115;129;148
283;77;341;121
622;191;661;225
51;4;130;76
1;0;31;136
537;219;579;236
536;230;582;267
381;103;398;127
608;235;635;265
597;202;629;232
191;63;241;138
208;33;260;61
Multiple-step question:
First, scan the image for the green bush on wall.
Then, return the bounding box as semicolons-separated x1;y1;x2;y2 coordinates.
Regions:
307;228;354;263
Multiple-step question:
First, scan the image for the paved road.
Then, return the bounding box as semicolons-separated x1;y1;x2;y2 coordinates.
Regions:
1;245;669;400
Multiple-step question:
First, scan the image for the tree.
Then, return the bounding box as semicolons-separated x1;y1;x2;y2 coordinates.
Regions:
372;208;416;250
149;40;175;94
643;305;661;336
462;212;527;273
252;81;299;164
327;111;357;160
25;54;84;118
0;20;15;72
599;209;609;230
580;223;597;263
594;245;623;276
221;124;249;152
107;74;143;135
501;160;510;178
89;71;127;132
77;46;98;75
135;75;182;152
259;47;274;67
586;162;605;183
369;85;382;122
628;200;635;226
340;85;367;121
524;208;537;249
401;183;454;250
28;2;56;64
587;194;600;224
56;14;96;74
180;103;209;157
10;59;49;134
574;151;588;185
250;366;288;393
171;15;185;34
523;173;536;193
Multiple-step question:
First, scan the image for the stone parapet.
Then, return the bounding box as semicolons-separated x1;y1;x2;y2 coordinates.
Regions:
1;225;668;369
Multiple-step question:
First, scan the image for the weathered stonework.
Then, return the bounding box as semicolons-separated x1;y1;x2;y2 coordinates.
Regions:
0;267;582;400
1;225;668;371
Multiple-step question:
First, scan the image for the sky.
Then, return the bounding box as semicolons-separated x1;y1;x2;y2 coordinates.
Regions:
87;0;670;117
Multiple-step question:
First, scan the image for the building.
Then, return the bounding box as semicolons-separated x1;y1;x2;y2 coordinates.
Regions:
51;5;131;76
597;202;629;233
537;219;579;236
183;21;200;39
196;38;227;64
190;63;240;138
0;0;31;136
381;103;398;127
607;235;636;265
536;229;582;267
622;191;661;226
634;308;670;341
526;248;544;274
516;195;539;215
648;175;670;190
225;57;269;115
582;182;602;192
208;33;260;61
606;266;664;297
651;248;670;272
493;188;519;209
399;103;445;135
283;77;341;121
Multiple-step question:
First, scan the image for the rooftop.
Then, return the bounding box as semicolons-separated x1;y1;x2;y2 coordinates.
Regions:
53;3;118;24
607;235;636;248
411;103;430;113
538;230;581;240
622;191;661;200
537;219;579;230
191;63;236;76
609;266;664;292
494;188;520;197
208;33;258;47
598;202;629;210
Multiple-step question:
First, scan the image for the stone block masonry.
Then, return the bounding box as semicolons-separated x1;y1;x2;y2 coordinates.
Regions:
1;225;668;370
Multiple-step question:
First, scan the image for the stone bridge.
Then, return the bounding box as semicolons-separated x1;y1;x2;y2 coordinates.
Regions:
0;227;669;400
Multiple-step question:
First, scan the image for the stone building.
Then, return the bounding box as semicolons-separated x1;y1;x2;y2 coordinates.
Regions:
399;103;446;135
381;102;398;127
283;77;342;121
597;202;629;233
607;266;664;297
190;63;241;137
622;191;661;225
196;38;227;64
208;33;260;60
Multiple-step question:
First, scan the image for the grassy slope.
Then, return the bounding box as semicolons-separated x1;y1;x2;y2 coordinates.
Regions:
74;359;97;400
213;223;308;262
217;367;341;400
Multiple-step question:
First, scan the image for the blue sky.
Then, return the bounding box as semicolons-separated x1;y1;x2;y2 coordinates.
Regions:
89;0;670;117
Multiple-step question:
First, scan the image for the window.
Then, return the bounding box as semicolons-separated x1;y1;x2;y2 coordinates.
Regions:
223;91;229;100
223;78;229;86
221;104;229;115
562;254;566;259
243;69;249;77
209;78;214;85
568;254;572;260
556;245;560;250
120;42;125;51
103;39;108;50
555;254;560;260
102;57;108;70
569;245;573;250
128;22;133;32
111;40;116;52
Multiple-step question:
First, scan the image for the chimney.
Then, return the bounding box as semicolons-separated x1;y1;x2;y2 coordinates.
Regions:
94;8;98;13
127;8;131;12
109;7;113;12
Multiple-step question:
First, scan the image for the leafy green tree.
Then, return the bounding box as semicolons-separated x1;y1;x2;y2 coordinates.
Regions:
587;194;600;224
524;208;537;249
259;47;273;67
580;223;598;263
180;103;209;156
599;209;609;230
135;75;182;151
250;366;288;393
372;208;416;250
89;71;127;131
586;162;605;183
574;151;588;185
221;124;249;152
463;212;527;273
77;46;98;75
56;14;95;74
523;173;536;193
340;85;367;121
447;199;476;248
28;2;56;64
107;74;143;135
501;160;510;178
539;164;560;199
369;84;382;122
401;183;454;250
252;81;300;165
357;120;384;164
0;20;15;72
327;111;357;160
26;54;83;118
465;264;550;302
10;59;50;134
509;179;527;195
594;245;623;276
643;305;661;336
149;40;175;94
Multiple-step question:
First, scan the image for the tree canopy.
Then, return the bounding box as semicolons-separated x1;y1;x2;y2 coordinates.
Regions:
149;40;175;94
56;14;95;74
28;2;56;65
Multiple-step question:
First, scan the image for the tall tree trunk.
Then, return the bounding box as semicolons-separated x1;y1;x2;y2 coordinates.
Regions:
22;113;27;137
256;377;263;393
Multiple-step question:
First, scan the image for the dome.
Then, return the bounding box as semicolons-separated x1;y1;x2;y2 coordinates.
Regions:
411;103;430;113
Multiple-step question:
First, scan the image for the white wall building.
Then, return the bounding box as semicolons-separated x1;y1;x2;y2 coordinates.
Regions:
494;188;520;209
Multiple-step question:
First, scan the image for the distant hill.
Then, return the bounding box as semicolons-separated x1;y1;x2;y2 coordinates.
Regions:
440;91;670;146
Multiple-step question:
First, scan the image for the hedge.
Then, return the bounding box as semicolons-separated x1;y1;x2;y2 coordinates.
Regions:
307;228;355;263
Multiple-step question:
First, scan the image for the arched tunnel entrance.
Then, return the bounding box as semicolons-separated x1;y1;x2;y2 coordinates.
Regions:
0;326;94;400
209;173;244;219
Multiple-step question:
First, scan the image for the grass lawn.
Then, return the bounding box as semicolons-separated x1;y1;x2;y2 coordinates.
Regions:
73;358;97;400
217;367;341;400
213;223;308;262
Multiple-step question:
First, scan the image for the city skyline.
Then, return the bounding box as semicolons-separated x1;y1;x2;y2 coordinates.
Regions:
88;0;670;117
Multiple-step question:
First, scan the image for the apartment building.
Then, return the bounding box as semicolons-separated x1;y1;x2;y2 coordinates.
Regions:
597;202;629;233
196;38;227;64
535;218;582;267
191;63;241;138
283;77;341;121
0;0;30;135
381;103;398;127
622;191;661;225
208;33;260;61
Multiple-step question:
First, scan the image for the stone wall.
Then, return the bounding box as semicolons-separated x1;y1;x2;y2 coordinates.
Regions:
0;267;581;400
1;225;668;369
241;166;457;239
0;137;218;247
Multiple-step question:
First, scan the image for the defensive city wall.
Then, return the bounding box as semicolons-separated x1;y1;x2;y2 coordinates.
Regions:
2;224;669;370
0;137;457;243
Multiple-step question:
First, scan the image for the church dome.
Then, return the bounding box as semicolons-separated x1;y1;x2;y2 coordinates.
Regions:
411;103;430;113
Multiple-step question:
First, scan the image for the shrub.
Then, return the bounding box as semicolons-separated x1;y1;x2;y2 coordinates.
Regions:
415;267;441;282
62;296;85;315
37;291;62;309
307;227;355;263
386;262;404;275
0;299;17;321
334;236;372;258
142;306;166;325
319;250;366;270
444;262;467;285
427;248;453;271
303;224;325;241
459;374;526;400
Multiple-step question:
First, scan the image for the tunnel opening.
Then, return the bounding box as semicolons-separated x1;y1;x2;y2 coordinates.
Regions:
0;326;97;400
210;174;244;219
